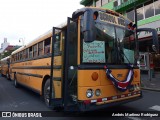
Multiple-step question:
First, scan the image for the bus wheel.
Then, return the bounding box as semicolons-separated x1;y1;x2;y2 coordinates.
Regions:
14;74;19;88
43;79;50;107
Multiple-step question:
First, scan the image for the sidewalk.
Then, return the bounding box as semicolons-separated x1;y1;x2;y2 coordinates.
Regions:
141;72;160;92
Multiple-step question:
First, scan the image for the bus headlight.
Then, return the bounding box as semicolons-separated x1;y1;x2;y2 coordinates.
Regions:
86;89;93;98
95;89;101;96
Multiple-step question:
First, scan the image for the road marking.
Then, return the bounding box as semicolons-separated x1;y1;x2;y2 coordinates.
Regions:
149;105;160;111
127;117;142;120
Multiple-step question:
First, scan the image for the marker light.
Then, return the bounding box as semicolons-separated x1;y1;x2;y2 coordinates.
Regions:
91;72;99;81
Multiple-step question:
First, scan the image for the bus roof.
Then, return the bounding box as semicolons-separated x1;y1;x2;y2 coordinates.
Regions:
11;30;52;55
0;55;10;61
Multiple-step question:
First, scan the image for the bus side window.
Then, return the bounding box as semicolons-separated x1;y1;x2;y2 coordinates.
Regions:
29;47;33;58
17;53;18;61
13;55;14;62
13;55;15;62
33;44;38;57
26;49;29;59
16;53;18;61
15;54;17;61
38;41;43;56
20;51;22;60
23;50;26;60
17;53;19;61
12;55;14;62
44;38;51;54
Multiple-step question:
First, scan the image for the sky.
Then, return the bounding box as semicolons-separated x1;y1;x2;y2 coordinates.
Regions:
0;0;83;46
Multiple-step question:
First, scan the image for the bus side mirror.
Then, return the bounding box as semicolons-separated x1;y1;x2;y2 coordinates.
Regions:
83;10;96;42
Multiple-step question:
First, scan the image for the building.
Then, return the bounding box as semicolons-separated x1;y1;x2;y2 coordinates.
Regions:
0;38;10;53
80;0;160;71
0;38;21;59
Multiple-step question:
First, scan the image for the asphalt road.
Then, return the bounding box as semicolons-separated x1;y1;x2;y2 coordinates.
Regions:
0;75;160;120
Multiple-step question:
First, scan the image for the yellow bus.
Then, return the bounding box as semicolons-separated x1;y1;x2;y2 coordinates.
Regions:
0;65;1;74
0;56;11;79
10;7;159;111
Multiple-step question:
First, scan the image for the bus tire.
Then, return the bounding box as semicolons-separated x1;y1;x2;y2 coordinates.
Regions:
14;74;19;88
43;79;50;107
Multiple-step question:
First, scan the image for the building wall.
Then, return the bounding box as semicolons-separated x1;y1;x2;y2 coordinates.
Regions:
0;39;10;54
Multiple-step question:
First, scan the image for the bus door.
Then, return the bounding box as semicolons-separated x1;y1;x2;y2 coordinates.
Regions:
49;27;63;108
63;17;78;111
50;18;78;111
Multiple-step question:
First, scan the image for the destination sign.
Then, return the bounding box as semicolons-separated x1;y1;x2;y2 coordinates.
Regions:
99;12;125;27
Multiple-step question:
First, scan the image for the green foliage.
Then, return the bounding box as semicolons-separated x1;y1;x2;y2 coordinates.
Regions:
0;47;20;59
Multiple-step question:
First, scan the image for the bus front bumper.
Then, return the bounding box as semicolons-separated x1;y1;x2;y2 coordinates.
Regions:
78;93;142;112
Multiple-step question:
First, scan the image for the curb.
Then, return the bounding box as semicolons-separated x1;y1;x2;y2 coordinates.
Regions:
141;87;160;92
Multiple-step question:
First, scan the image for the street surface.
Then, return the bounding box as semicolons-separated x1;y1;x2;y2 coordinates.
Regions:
0;75;160;120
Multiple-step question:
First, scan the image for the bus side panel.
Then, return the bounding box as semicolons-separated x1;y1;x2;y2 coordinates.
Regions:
1;65;8;76
54;56;62;66
53;81;62;98
11;56;62;96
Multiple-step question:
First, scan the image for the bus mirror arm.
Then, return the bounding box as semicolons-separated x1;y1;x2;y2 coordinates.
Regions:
137;28;159;53
83;9;96;42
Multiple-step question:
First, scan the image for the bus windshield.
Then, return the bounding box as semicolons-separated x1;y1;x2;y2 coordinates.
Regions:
82;22;135;65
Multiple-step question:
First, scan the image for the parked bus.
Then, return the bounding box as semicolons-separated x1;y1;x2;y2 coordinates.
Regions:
0;56;11;79
10;7;159;111
0;65;1;74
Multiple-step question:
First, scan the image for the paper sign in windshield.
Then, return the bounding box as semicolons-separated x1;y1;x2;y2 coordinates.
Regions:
83;41;105;63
